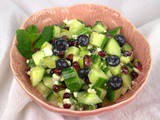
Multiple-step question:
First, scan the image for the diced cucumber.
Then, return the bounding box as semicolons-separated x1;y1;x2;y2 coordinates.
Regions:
120;53;133;64
90;32;107;49
65;46;80;57
88;67;108;88
108;27;121;36
102;68;112;78
90;54;101;68
73;56;84;68
30;66;45;86
121;74;132;90
94;87;107;99
107;87;122;102
42;56;59;68
73;55;80;62
59;31;72;38
43;76;54;89
58;90;66;98
92;21;107;33
108;65;121;75
27;58;35;68
69;19;85;34
122;43;134;52
76;27;92;36
47;91;61;104
104;38;121;57
53;26;61;38
78;59;84;68
36;82;51;97
41;42;52;49
86;105;97;110
40;42;53;57
83;93;102;105
32;51;45;65
77;92;87;104
62;67;82;92
79;50;89;57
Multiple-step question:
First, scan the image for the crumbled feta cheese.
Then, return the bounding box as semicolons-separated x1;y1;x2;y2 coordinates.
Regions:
26;60;29;64
67;61;71;66
58;102;63;108
42;47;53;57
72;35;78;39
73;92;78;98
88;52;91;55
53;80;59;85
133;67;140;73
52;74;60;81
27;71;30;75
87;88;96;94
97;48;101;52
63;98;71;104
46;69;51;74
60;76;64;82
65;88;71;93
87;44;93;49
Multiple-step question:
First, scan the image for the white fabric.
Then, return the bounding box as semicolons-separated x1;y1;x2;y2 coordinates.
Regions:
0;0;160;120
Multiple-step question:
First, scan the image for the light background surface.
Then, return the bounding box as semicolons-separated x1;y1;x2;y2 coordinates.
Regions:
0;0;160;120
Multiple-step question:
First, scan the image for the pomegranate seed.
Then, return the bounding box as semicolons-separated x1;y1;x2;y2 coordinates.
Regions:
97;103;102;108
63;104;71;109
66;54;74;61
84;55;92;67
72;61;81;70
53;85;60;93
134;62;142;71
57;51;65;58
98;51;106;57
68;40;78;47
63;92;70;99
65;27;69;31
85;77;91;84
62;35;68;41
54;69;62;75
131;71;139;79
123;51;132;57
121;66;129;74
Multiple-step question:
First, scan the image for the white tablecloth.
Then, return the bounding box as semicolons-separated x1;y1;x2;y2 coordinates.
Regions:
1;0;160;120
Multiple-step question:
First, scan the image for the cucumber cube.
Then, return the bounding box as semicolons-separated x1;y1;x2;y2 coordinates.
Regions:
42;56;59;68
32;51;45;65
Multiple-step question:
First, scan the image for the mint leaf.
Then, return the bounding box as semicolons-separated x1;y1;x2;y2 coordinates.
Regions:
34;26;53;48
29;33;40;43
27;25;38;34
16;29;33;58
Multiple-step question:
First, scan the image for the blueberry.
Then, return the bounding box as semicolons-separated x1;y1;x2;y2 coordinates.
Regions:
77;35;89;46
52;38;69;51
56;59;69;70
106;55;120;66
77;68;90;79
107;76;123;90
114;34;125;47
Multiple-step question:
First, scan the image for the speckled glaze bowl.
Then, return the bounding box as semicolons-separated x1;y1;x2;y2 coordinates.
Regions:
10;4;152;116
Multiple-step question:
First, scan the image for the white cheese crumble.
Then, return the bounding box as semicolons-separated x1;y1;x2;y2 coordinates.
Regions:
26;60;29;64
52;74;60;81
88;52;91;56
65;88;71;93
72;35;78;39
66;61;71;66
87;88;96;94
53;80;59;85
73;92;78;98
60;76;64;82
63;98;71;104
133;67;140;73
27;71;30;75
87;44;93;49
57;102;63;108
97;48;101;52
42;47;53;57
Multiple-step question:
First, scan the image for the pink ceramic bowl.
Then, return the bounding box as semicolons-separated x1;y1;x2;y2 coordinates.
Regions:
10;4;152;116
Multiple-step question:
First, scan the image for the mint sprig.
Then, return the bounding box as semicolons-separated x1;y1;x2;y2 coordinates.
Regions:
16;25;53;58
34;26;53;48
16;29;33;58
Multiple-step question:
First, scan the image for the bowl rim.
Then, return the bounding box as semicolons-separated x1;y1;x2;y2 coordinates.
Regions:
10;3;152;116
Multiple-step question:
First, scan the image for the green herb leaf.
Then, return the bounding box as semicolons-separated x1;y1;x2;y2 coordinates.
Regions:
16;29;33;58
27;25;38;34
29;33;40;43
34;26;53;48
